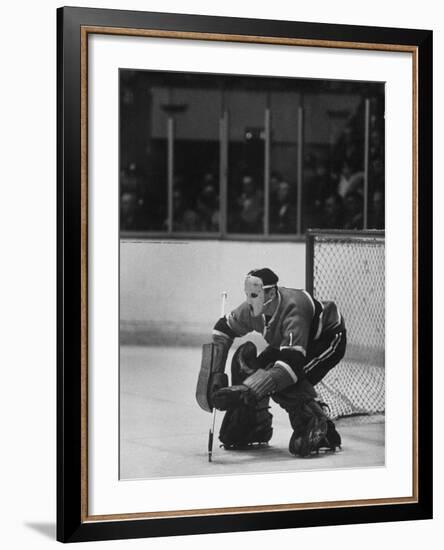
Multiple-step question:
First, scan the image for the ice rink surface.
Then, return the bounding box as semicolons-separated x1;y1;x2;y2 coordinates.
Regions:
120;345;385;480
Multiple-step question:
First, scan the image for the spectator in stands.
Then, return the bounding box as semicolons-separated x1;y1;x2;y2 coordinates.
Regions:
270;171;283;195
179;209;202;232
269;171;284;215
120;162;139;193
369;189;385;229
331;123;362;174
173;189;202;232
337;161;364;199
270;181;297;234
306;158;334;204
369;157;385;193
302;158;332;230
369;128;383;162
136;180;166;231
321;192;344;229
196;173;219;232
120;191;140;231
235;174;263;233
343;191;364;230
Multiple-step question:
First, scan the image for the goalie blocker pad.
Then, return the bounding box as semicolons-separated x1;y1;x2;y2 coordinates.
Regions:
196;343;229;412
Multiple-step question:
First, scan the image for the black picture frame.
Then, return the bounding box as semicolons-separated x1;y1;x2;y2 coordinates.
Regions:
57;6;433;543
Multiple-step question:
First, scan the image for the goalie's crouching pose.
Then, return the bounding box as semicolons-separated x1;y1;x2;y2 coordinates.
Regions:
197;268;347;457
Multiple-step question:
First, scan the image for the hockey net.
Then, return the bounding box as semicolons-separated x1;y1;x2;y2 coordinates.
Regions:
306;230;385;420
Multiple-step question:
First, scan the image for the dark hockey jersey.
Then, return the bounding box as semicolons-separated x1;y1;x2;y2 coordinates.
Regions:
223;287;343;358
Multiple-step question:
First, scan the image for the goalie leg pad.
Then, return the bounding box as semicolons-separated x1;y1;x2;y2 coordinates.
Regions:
219;396;273;449
196;343;229;412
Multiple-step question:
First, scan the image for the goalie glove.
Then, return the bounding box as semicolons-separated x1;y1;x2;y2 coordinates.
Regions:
244;360;301;400
213;369;275;410
243;369;275;399
212;384;253;410
213;358;302;410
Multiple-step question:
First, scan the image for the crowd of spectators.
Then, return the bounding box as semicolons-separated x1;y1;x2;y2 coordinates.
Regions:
119;162;167;231
120;97;385;234
303;96;385;231
173;173;220;232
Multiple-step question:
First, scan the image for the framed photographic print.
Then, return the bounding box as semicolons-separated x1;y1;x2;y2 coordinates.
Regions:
57;6;433;543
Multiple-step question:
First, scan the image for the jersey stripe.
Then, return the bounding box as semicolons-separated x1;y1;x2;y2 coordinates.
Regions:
280;344;306;356
303;333;342;374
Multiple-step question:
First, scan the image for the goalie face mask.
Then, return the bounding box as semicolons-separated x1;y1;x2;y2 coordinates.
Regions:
244;275;275;317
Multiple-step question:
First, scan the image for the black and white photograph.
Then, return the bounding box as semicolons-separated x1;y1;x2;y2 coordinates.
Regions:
52;3;432;544
119;69;386;480
0;0;439;546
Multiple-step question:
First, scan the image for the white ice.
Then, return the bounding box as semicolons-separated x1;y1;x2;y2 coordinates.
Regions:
120;345;384;480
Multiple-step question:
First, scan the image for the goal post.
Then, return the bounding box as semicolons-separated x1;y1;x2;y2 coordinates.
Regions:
306;229;385;420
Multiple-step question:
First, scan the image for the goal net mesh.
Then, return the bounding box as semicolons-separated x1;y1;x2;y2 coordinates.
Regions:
308;231;385;419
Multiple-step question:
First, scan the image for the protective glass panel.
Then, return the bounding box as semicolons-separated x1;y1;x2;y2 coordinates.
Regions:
119;71;167;231
172;87;221;232
269;92;300;235
226;89;266;234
